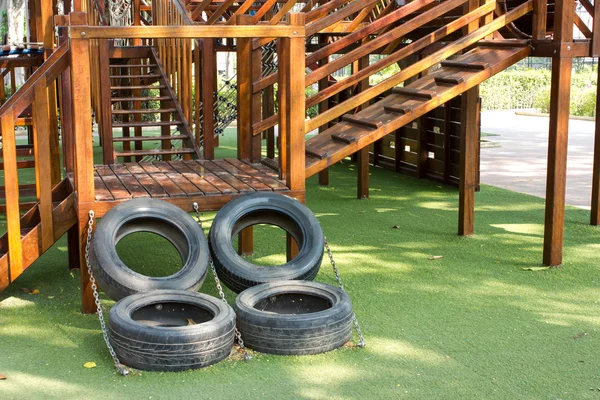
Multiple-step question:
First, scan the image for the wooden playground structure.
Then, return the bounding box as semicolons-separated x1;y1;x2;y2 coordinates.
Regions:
1;0;599;312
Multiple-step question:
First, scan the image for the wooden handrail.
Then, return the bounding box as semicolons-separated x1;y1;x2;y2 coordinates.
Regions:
69;25;305;38
0;42;70;122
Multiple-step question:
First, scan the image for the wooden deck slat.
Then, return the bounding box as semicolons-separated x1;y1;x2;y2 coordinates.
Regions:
150;173;187;197
165;173;204;195
182;161;237;194
228;159;288;191
198;160;255;193
94;172;114;201
168;161;222;195
132;173;169;198
109;164;150;198
213;159;272;192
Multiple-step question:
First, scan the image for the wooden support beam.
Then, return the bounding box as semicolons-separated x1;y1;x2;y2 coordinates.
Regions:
355;55;370;199
98;40;114;164
592;66;600;226
70;12;96;313
251;46;263;162
202;38;216;159
458;87;480;236
318;34;330;186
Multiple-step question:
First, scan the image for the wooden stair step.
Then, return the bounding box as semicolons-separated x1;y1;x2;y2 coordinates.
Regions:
0;160;35;170
112;108;177;115
116;148;196;157
391;87;438;100
341;115;382;130
331;133;358;144
383;104;413;114
113;135;190;142
110;63;157;68
111;96;171;102
440;60;489;70
305;145;329;159
112;121;183;128
476;39;529;48
110;74;161;79
111;85;166;90
434;75;465;86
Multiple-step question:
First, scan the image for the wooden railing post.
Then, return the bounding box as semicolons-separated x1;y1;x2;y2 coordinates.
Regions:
202;38;216;159
543;0;574;266
33;81;55;252
286;13;306;195
1;112;23;281
317;33;330;186
458;88;480;236
236;14;254;162
355;54;370;199
69;12;96;312
532;0;547;40
98;39;114;164
277;38;289;180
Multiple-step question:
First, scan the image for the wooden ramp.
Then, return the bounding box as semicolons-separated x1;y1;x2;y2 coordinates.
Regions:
304;42;531;178
0;179;77;292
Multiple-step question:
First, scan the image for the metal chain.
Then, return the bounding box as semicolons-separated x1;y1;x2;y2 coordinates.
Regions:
193;203;251;361
85;211;130;376
324;237;366;348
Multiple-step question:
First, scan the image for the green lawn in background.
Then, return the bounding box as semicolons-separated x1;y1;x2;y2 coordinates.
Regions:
0;128;599;399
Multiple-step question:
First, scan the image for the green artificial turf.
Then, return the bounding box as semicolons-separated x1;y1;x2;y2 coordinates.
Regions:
1;129;600;399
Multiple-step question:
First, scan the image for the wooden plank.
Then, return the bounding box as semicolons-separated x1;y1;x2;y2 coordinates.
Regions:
131;173;169;198
593;66;600;225
184;160;237;194
149;173;187;197
98;39;114;164
109;164;150;198
69;25;304;39
1;112;23;279
168;161;222;195
32;81;54;251
94;172;114;201
237;15;253;161
234;159;288;191
201;160;255;192
215;159;272;191
99;173;132;200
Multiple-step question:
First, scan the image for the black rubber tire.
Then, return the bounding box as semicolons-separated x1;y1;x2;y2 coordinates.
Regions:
109;290;236;371
209;192;324;293
234;281;353;355
90;198;209;301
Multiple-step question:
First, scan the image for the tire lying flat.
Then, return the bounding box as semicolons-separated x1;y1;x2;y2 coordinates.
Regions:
90;198;209;301
234;281;353;355
109;290;235;371
209;192;324;293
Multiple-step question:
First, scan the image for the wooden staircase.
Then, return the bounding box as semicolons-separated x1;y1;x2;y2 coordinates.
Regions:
0;179;77;292
303;42;531;177
102;47;201;163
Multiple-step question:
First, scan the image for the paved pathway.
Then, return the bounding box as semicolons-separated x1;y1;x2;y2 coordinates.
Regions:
480;111;596;209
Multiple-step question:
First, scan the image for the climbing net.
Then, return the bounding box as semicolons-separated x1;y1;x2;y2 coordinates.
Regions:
109;0;133;27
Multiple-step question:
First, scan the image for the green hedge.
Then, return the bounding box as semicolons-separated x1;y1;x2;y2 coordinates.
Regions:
480;67;598;117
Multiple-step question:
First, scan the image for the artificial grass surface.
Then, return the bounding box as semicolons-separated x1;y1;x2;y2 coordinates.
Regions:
1;130;600;399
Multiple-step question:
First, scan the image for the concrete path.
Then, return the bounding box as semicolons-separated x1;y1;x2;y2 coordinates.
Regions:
480;110;596;209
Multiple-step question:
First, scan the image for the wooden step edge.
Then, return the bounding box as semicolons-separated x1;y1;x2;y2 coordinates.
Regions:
434;76;465;86
341;115;383;130
116;148;196;157
112;108;177;114
112;121;183;127
111;85;166;90
383;105;413;114
440;60;489;70
110;74;161;79
113;134;189;142
111;96;171;102
476;39;530;48
109;64;158;68
305;145;328;159
331;133;357;144
391;87;438;100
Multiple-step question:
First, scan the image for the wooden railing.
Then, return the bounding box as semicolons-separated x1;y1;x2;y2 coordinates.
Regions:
0;41;70;282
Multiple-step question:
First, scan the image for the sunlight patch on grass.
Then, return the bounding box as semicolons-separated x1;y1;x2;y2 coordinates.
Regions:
417;201;457;211
1;372;85;398
490;223;544;236
367;338;449;365
0;296;35;309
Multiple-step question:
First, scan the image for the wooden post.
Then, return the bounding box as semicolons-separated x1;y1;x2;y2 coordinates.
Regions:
318;33;330;186
592;65;600;226
98;39;114;164
70;12;96;313
277;38;289;181
355;55;370;199
458;87;479;236
236;15;255;256
1;112;23;281
541;0;574;266
202;38;216;159
285;13;306;260
532;0;547;41
33;81;54;252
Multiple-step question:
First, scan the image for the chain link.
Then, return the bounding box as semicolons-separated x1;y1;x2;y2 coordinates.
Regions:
193;203;251;361
85;211;129;376
324;237;366;348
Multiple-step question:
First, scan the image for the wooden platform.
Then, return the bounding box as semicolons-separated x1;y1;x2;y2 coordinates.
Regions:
69;159;296;215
